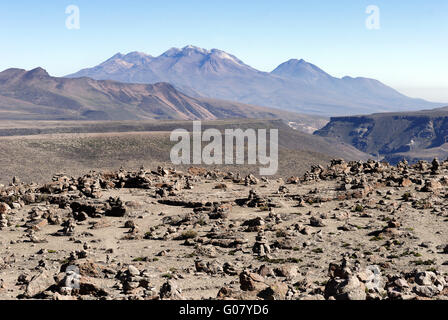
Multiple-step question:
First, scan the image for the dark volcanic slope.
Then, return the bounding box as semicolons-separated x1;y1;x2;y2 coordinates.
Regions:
315;106;448;163
0;67;304;122
67;46;442;116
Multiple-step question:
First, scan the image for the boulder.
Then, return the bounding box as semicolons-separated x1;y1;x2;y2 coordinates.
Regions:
25;270;55;298
239;271;267;291
258;282;289;300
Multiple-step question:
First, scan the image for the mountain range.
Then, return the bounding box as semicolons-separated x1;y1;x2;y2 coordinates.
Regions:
0;67;309;122
67;45;443;116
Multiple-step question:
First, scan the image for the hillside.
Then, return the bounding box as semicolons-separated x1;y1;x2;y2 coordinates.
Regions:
314;106;448;163
0;67;307;122
0;119;368;184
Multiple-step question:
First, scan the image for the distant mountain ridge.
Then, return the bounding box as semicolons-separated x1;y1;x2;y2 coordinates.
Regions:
67;46;443;116
0;67;308;122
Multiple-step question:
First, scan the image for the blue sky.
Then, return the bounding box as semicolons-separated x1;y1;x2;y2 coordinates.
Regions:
0;0;447;101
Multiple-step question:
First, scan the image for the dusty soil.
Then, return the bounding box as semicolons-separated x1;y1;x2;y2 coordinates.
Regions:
0;159;447;300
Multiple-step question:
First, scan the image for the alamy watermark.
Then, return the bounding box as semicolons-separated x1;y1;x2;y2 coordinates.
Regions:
64;5;380;31
170;121;278;175
366;5;380;30
65;5;80;30
65;265;81;290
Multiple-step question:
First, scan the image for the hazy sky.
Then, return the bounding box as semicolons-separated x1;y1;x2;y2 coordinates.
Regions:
0;0;447;102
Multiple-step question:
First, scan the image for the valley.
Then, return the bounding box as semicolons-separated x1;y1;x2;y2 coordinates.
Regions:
315;106;448;164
